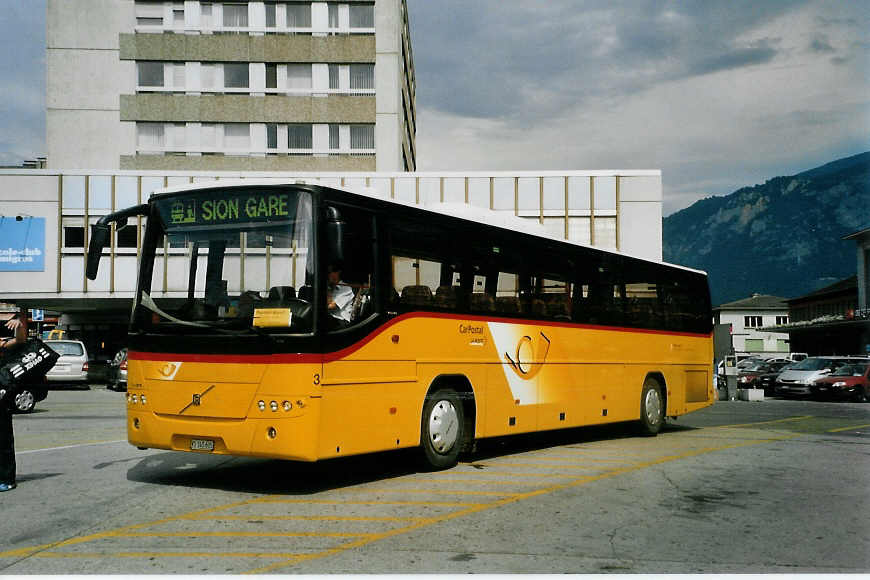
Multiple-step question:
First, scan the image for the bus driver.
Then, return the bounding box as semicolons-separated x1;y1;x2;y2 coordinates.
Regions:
327;264;353;328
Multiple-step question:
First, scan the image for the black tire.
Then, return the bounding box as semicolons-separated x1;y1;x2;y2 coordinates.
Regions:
420;389;464;470
853;386;868;403
638;377;665;436
13;389;36;414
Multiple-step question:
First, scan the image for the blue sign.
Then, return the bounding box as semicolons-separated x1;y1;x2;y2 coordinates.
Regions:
30;309;44;321
0;216;45;272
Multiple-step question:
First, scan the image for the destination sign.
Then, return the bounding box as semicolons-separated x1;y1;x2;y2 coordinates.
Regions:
156;190;301;228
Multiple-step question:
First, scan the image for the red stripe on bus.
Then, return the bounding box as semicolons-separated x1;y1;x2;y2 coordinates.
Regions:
128;312;712;364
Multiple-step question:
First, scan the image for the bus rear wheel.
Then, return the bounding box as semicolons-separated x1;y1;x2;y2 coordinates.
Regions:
638;378;664;436
420;389;464;470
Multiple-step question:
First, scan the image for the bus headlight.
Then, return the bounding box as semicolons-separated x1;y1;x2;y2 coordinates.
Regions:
270;401;278;412
283;401;292;412
258;400;266;411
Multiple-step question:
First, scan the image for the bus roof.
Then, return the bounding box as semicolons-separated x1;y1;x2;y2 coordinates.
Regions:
149;178;707;277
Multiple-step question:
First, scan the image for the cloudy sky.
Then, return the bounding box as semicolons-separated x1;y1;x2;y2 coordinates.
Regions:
1;1;868;214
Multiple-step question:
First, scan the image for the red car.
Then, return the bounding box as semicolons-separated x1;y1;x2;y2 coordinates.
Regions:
812;362;870;402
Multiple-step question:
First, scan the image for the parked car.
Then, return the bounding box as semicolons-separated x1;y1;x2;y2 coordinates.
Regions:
775;356;853;397
811;362;870;402
757;361;796;395
738;360;793;395
107;348;128;392
44;340;90;388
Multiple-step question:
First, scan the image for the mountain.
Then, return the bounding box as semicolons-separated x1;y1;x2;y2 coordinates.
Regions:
663;152;870;306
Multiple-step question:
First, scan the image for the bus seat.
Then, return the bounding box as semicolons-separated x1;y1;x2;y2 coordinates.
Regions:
434;285;457;309
495;296;521;314
401;285;433;307
297;285;313;302
268;286;296;303
471;292;495;312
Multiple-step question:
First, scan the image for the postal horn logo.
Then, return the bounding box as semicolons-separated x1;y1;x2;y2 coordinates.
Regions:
504;331;551;380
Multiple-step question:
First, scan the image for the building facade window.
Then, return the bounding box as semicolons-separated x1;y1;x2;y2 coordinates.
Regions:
349;4;374;28
775;315;789;325
138;61;164;87
223;63;249;89
222;3;249;28
350;125;374;150
134;1;375;35
265;63;278;89
287;124;313;151
349;64;374;91
744;315;763;328
223;123;250;152
286;3;312;28
137;123;165;150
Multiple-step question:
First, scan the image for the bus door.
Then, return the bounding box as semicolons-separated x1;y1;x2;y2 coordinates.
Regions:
318;205;417;457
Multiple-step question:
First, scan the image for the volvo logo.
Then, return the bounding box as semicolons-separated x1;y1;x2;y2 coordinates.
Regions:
179;385;215;414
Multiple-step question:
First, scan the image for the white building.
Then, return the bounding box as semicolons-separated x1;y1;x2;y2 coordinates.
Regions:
46;0;416;172
714;294;790;354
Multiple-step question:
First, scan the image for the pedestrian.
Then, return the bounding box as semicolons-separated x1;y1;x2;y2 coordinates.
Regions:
0;314;26;492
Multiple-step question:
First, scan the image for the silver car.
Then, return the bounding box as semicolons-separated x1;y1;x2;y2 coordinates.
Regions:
44;340;89;386
108;347;128;392
775;356;851;396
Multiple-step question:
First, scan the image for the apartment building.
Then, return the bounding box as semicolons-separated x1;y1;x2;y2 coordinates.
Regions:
46;0;416;172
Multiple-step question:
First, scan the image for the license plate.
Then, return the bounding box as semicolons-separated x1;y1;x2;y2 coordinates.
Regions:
190;438;214;452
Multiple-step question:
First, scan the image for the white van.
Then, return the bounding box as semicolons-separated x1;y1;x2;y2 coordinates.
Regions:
44;340;90;386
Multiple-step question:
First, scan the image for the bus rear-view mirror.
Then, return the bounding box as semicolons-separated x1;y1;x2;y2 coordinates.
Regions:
86;223;111;280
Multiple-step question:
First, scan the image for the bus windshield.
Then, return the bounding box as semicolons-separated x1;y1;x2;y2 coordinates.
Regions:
136;187;314;335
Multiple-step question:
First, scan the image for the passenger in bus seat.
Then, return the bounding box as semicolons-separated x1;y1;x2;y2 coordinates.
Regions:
327;264;354;327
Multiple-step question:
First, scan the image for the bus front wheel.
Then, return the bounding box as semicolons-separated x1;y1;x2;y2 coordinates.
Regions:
638;378;665;436
420;389;464;470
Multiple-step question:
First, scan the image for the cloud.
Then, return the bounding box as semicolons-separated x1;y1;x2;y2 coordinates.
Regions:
409;0;870;214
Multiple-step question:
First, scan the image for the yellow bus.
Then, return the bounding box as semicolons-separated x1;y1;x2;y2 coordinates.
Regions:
87;181;714;470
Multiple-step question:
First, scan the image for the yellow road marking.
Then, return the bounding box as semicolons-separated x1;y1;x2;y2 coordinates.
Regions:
3;419;821;571
0;498;272;558
185;515;428;523
348;488;519;497
450;470;580;479
828;423;870;433
711;415;814;429
244;431;800;574
30;551;306;559
462;461;611;469
116;531;372;538
254;498;488;507
405;477;552;487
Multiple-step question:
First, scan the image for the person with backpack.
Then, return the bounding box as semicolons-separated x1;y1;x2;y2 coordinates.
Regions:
0;315;26;492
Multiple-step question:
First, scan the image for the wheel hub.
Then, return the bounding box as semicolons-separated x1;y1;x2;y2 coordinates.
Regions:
428;399;459;454
15;391;35;412
644;388;662;424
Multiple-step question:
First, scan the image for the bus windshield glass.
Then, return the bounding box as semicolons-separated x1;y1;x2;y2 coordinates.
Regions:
137;187;314;335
